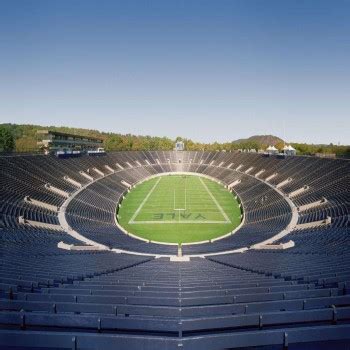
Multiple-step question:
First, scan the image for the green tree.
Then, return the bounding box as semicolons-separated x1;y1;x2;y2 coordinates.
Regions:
0;126;15;152
1;123;349;157
105;135;125;151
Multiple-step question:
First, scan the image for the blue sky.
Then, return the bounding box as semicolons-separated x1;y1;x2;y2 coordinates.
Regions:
0;0;349;144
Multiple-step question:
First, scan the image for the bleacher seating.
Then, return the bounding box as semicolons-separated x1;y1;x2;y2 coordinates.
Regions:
0;151;349;349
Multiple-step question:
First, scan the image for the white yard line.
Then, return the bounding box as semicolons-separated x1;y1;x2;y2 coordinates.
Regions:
129;177;162;224
198;177;231;224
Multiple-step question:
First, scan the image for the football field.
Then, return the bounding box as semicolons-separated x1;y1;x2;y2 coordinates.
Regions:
117;175;242;243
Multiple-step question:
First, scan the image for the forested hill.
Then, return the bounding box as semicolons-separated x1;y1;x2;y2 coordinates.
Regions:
0;123;349;157
232;135;284;147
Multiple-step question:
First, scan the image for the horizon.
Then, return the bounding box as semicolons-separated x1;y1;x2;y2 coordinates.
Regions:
0;0;349;145
3;122;349;146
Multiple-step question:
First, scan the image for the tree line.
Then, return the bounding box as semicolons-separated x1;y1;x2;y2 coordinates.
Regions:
0;123;349;157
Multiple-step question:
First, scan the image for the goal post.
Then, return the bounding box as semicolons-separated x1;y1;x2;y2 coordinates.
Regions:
173;177;187;211
173;189;186;211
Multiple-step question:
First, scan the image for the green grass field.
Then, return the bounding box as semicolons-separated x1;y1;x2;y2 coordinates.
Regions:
117;175;242;243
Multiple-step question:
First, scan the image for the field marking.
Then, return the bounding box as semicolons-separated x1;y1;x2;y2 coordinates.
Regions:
129;175;230;225
198;177;231;224
130;220;230;224
128;177;162;224
173;188;187;211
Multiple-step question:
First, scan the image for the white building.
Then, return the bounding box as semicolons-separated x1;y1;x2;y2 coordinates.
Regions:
266;145;279;155
174;141;184;151
282;145;297;156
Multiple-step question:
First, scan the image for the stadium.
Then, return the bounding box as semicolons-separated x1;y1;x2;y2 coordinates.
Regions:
0;146;349;349
1;1;350;349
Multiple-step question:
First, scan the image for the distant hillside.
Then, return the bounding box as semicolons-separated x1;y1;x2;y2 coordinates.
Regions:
232;135;284;147
0;124;349;157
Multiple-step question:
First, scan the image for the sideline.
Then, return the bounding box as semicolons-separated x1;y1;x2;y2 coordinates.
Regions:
198;177;231;224
128;177;162;224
